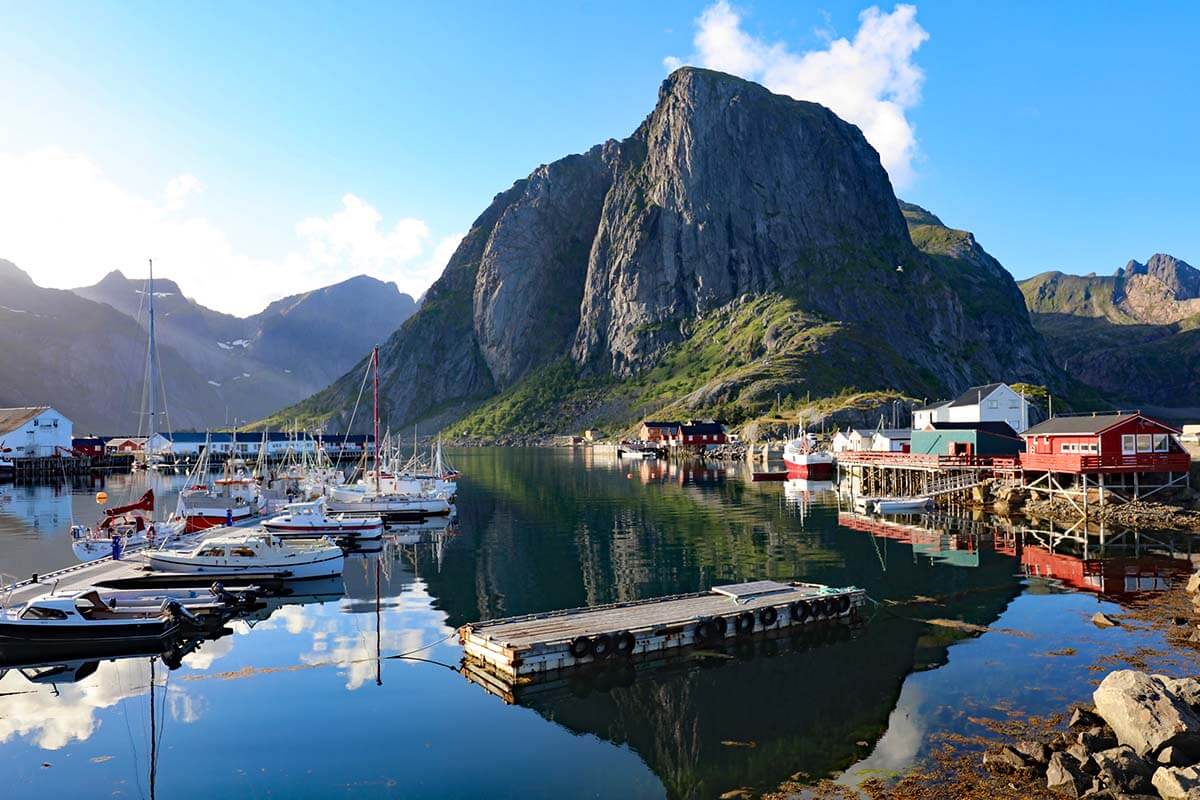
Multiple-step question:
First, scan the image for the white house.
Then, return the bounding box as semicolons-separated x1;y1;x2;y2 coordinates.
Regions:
871;428;912;452
914;383;1032;434
0;407;74;457
832;429;873;453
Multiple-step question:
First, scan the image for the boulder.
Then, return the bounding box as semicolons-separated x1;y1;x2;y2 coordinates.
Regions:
1047;751;1090;797
1093;671;1200;758
983;744;1033;773
1017;739;1052;766
1185;571;1200;595
1160;676;1200;709
1093;612;1122;629
1091;746;1154;795
1080;728;1119;752
1071;708;1105;729
1152;765;1200;799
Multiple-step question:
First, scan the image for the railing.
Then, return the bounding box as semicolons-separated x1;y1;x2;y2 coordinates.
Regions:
1019;451;1192;473
835;451;1003;469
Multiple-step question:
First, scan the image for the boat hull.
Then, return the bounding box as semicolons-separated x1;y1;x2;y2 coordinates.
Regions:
782;457;834;480
144;551;345;580
263;521;384;540
183;507;255;533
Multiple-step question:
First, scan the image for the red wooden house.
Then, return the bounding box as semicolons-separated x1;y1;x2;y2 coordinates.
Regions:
1020;412;1191;503
1021;412;1189;473
671;420;727;447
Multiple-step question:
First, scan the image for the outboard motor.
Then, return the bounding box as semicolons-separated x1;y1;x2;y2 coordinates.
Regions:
162;599;202;626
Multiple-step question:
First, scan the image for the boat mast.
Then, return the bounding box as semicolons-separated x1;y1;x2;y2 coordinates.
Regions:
147;258;157;458
373;345;380;494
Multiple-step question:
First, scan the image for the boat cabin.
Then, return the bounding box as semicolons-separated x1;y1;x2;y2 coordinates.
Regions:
1021;412;1190;474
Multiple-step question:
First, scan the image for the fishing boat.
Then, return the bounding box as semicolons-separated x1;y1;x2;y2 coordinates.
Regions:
262;498;383;539
782;437;835;480
144;530;345;579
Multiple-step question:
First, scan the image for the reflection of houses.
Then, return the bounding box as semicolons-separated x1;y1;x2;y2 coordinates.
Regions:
1021;412;1191;505
993;530;1192;601
838;512;980;568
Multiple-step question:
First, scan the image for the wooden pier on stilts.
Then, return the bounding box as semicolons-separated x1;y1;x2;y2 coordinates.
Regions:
458;580;865;684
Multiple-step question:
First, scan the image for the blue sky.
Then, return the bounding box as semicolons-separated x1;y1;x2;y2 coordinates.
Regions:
1;2;1196;314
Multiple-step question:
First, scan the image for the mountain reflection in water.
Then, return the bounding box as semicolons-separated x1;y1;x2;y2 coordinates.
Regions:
0;449;1187;799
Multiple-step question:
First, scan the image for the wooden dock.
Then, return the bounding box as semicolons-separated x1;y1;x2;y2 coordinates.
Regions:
459;580;865;683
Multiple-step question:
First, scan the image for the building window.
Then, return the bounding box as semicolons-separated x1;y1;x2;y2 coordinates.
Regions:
1137;434;1153;453
987;399;999;409
1154;434;1169;452
1122;435;1136;455
1009;399;1019;408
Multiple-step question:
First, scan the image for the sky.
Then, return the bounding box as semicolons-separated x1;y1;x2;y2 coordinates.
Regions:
1;1;1197;316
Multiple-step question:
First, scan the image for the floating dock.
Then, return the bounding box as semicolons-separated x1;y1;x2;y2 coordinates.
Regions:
459;580;865;683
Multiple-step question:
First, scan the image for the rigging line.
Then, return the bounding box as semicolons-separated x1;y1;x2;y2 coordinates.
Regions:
334;357;374;474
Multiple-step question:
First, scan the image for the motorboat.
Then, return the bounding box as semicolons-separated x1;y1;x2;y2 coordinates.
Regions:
144;530;345;579
0;588;218;645
782;438;835;480
262;498;383;540
176;470;263;533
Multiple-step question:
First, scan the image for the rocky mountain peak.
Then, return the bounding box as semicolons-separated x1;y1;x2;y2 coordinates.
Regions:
0;258;34;285
1119;253;1200;300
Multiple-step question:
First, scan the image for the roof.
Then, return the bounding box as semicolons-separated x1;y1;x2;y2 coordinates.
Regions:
679;422;725;435
929;421;1020;439
641;420;679;428
873;428;913;439
1023;412;1178;437
0;406;52;433
948;383;1007;408
914;400;950;412
835;428;873;438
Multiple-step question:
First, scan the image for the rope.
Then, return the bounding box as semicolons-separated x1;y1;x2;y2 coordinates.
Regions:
333;358;374;474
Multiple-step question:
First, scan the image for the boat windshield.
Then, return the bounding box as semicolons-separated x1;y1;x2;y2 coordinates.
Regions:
20;605;70;620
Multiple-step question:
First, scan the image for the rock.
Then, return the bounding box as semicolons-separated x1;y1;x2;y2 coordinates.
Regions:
1152;765;1200;798
1160;676;1200;709
1071;708;1105;729
1093;670;1200;758
1092;746;1155;795
1080;729;1119;752
1159;745;1192;766
984;744;1033;773
1048;751;1090;797
1093;612;1122;629
1069;743;1099;771
1017;739;1052;766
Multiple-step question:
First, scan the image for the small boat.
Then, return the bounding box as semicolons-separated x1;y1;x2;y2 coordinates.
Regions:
782;438;835;480
874;497;932;514
262;499;383;540
145;530;345;580
0;588;215;645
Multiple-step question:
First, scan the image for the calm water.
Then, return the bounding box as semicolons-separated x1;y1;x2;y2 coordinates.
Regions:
0;448;1191;799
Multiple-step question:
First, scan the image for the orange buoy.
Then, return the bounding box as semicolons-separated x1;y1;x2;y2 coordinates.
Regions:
95;491;108;504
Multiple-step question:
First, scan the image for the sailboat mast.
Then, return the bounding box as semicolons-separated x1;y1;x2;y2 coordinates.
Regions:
147;258;157;449
373;345;380;494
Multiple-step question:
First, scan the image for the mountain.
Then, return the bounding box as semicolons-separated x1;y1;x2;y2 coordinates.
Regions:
71;271;417;424
1018;254;1200;406
274;68;1063;436
0;260;224;433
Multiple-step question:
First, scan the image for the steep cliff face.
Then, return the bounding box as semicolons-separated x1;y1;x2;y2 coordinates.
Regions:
1019;254;1200;405
279;68;1064;434
574;68;913;375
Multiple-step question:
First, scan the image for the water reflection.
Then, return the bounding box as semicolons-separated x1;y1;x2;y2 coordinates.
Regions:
1;451;1194;799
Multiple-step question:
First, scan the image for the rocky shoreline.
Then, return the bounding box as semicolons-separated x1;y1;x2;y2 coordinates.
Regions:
972;478;1200;533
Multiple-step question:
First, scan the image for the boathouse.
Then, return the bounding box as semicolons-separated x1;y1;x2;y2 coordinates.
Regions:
910;421;1023;457
0;406;73;457
638;421;679;442
70;436;107;457
1020;412;1191;504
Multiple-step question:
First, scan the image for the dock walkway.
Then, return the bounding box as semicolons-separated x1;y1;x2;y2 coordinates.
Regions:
460;580;865;683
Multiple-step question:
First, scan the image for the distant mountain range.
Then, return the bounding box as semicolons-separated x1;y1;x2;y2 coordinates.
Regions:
1019;254;1200;407
0;260;417;433
275;67;1065;437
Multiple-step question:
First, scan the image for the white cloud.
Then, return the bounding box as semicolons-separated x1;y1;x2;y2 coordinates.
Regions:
164;172;205;211
664;2;929;188
0;147;458;315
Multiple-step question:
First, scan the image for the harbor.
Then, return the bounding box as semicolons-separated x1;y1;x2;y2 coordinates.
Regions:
2;447;1198;798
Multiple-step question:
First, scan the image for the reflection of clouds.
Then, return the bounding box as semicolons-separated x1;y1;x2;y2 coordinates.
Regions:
0;657;205;750
168;688;206;723
840;680;929;785
181;634;236;670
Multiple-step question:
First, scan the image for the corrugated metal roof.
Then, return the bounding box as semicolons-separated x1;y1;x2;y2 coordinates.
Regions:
930;421;1020;439
913;400;950;412
0;406;51;433
874;428;913;438
1022;413;1167;437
